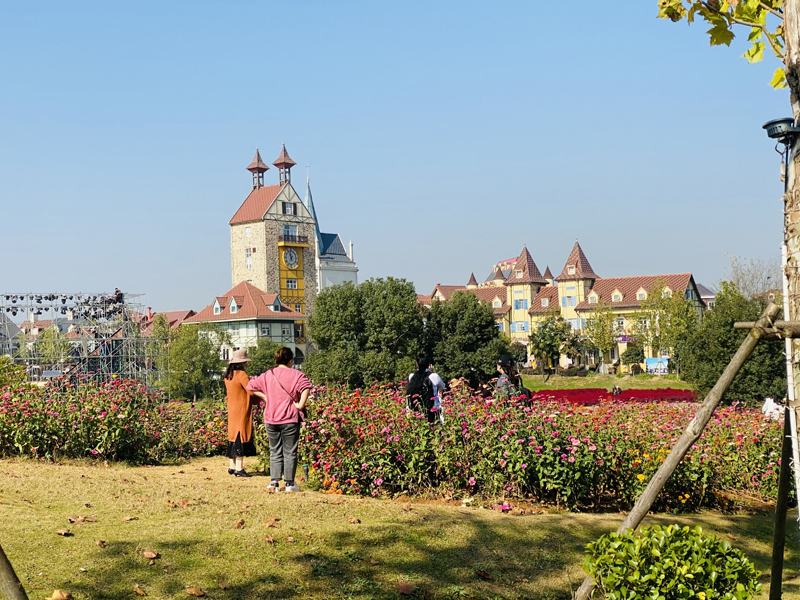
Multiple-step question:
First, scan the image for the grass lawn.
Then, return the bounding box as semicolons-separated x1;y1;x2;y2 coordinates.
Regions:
520;374;697;393
1;456;797;600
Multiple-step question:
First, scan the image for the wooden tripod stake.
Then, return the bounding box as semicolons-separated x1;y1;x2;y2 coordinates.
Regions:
0;542;28;600
574;302;781;600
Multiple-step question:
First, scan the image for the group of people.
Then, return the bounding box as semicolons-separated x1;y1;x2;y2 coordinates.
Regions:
223;346;311;491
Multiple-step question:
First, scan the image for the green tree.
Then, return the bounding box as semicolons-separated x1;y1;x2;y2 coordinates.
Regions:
35;325;72;368
151;314;171;383
167;324;229;401
509;340;528;365
528;309;571;381
678;282;786;405
0;356;26;388
306;278;423;387
584;301;617;373
247;337;282;377
621;345;645;365
424;292;509;387
632;279;699;371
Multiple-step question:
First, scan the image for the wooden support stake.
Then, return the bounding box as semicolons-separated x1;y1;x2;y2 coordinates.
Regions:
770;408;793;600
574;302;780;600
0;543;28;600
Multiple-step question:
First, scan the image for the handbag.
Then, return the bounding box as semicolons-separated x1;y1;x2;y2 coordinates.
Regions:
270;369;308;422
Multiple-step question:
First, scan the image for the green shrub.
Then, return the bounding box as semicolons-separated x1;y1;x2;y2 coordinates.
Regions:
584;524;761;600
621;346;645;365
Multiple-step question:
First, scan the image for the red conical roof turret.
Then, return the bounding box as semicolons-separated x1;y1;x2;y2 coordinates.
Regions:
246;149;269;174
273;144;296;169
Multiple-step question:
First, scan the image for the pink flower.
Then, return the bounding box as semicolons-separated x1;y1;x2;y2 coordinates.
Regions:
91;449;98;455
499;459;506;467
469;477;476;486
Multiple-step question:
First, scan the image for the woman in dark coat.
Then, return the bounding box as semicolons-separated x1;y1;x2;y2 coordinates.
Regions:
223;349;258;477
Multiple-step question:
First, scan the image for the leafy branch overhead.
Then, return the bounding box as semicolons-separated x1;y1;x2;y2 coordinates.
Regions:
658;0;788;87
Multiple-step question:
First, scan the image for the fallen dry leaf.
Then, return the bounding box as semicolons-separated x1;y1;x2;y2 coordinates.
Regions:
84;503;91;508
305;531;313;537
397;583;415;595
402;502;411;511
370;559;380;566
142;551;159;559
286;536;296;543
266;486;276;494
134;583;146;596
263;516;280;528
348;517;361;524
46;590;72;600
178;470;185;474
186;588;205;597
199;467;208;472
475;569;493;580
165;500;177;508
330;498;346;505
94;540;106;548
234;519;245;529
264;535;274;545
218;583;231;590
178;500;192;508
83;516;97;522
67;516;83;524
122;516;138;522
56;529;71;536
240;503;250;509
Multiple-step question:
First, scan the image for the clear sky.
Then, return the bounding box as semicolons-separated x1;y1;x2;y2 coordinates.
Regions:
0;1;789;312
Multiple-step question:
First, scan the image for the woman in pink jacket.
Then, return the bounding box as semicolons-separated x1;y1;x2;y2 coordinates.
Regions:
247;347;312;492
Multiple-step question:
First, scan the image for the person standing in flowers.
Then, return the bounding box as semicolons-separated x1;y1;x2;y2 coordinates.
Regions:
407;353;440;424
247;347;311;493
223;349;259;477
495;354;529;402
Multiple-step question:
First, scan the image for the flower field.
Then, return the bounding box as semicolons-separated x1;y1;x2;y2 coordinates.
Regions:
301;384;781;511
0;376;782;512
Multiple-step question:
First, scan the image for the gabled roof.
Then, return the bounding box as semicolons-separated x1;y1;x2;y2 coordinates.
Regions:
431;284;467;301
696;283;715;298
246;149;269;174
528;286;560;315
185;281;305;324
320;232;347;256
141;310;197;336
505;246;547;285
417;294;433;307
492;266;507;281
556;241;598;281
574;274;699;311
229;184;284;225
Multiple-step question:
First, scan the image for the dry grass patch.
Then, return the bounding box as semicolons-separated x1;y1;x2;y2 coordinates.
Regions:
0;456;797;600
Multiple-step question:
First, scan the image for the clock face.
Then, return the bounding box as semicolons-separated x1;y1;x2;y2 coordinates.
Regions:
283;248;299;268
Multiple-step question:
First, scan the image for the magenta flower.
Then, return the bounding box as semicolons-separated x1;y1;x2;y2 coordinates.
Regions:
469;477;476;486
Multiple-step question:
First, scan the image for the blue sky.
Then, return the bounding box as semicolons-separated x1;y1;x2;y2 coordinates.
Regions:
0;1;789;311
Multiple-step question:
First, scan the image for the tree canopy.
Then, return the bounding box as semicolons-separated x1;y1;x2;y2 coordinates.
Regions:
166;324;228;401
528;309;572;380
584;301;617;365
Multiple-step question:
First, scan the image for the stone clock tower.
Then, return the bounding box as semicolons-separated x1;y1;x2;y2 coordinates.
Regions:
229;146;318;315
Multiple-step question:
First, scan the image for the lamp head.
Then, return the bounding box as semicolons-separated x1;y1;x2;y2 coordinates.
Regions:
763;117;799;142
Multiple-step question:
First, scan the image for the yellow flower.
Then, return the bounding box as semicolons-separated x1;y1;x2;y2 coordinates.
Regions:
698;592;705;599
636;474;645;482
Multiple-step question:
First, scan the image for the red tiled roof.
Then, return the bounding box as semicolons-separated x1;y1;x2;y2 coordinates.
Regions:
229;184;283;225
20;320;53;333
528;286;560;315
246;149;269;173
492;266;506;281
431;285;467;300
575;274;697;311
556;242;598;281
543;266;553;280
417;294;433;306
273;144;297;169
470;287;506;305
505;246;547;285
467;273;478;286
141;310;197;336
185;281;306;324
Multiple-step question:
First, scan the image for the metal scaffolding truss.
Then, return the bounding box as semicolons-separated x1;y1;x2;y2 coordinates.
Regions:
0;291;166;386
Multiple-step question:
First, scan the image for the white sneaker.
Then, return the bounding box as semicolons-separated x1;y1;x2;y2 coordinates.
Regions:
284;484;301;493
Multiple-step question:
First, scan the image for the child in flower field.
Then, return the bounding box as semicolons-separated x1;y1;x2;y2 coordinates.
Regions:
247;347;311;493
407;354;439;423
223;349;259;477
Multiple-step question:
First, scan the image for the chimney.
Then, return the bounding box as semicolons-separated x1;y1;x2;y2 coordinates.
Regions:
349;240;354;261
147;307;153;320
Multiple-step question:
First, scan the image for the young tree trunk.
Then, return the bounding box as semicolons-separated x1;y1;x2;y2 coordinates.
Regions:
786;0;800;410
0;544;28;600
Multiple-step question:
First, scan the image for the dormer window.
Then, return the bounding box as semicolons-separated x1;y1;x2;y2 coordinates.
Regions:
229;299;239;314
271;301;280;312
213;300;221;315
492;299;501;308
567;265;576;275
541;297;549;308
662;287;672;298
637;289;647;301
516;270;523;278
588;294;598;304
612;291;622;302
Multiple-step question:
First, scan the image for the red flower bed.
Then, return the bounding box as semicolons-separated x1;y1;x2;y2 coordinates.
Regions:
531;388;697;406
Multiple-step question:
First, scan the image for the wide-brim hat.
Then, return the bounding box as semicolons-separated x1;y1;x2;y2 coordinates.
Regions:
229;349;250;364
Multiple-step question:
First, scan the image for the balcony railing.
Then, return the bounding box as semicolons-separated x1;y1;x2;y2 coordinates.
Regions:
279;234;308;244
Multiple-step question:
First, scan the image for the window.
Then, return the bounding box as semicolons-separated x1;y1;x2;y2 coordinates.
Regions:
295;303;301;312
281;323;291;337
637;291;647;301
569;318;579;329
260;323;270;337
492;299;501;308
245;227;251;238
513;299;529;310
581;318;587;329
686;289;695;300
230;299;238;314
295;324;304;338
245;248;252;270
541;297;549;308
617;317;625;331
515;321;529;332
222;348;230;361
286;279;297;290
567;296;576;307
282;202;297;215
213;300;221;315
567;265;575;275
496;322;503;332
662;288;672;298
588;295;598;304
515;270;522;278
612;292;622;302
510;322;516;333
283;225;297;237
610;347;617;361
